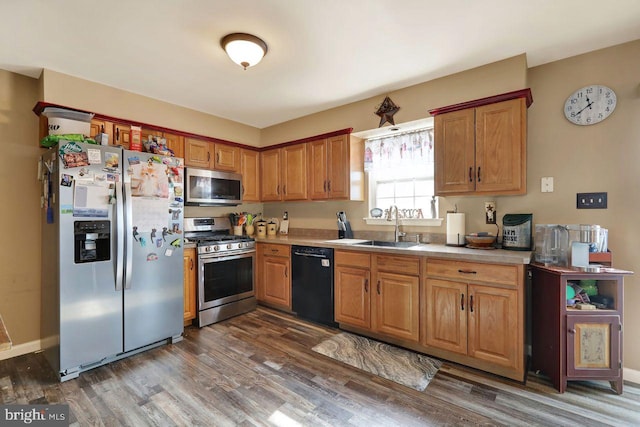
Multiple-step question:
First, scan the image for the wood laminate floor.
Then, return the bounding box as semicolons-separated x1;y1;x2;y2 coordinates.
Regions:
1;307;639;426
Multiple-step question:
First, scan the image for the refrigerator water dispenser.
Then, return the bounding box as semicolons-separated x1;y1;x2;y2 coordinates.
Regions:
74;220;111;263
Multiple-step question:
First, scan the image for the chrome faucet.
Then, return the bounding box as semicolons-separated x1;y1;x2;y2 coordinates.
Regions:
388;205;406;242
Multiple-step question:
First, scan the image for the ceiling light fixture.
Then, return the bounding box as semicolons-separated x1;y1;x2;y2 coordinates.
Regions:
220;33;268;70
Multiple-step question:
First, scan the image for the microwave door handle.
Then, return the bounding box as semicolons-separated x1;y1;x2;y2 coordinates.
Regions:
115;181;124;291
124;182;134;290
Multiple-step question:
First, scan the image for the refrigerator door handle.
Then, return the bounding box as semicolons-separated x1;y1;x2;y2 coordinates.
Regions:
115;181;125;291
124;182;134;290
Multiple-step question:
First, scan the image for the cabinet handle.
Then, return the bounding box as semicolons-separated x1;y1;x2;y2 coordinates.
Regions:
283;185;286;195
276;185;280;195
327;180;331;192
190;259;194;270
323;180;327;192
116;127;120;142
207;152;210;162
569;329;576;334
470;295;474;312
469;167;473;182
477;166;481;182
458;269;477;275
242;184;245;195
284;269;288;278
377;280;381;295
461;293;465;311
217;152;220;164
364;279;368;292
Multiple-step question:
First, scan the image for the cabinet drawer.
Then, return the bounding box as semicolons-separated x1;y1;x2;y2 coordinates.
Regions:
259;243;290;258
426;258;520;287
375;255;420;276
336;250;371;269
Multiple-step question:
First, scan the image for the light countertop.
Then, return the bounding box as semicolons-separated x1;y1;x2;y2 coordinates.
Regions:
254;235;532;265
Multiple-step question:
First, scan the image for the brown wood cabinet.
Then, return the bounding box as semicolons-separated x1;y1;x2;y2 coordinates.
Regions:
281;144;308;200
308;134;364;201
184;137;239;172
335;251;371;329
433;96;527;196
335;251;420;343
424;258;525;381
89;119;130;149
260;148;282;201
531;264;631;394
256;243;291;310
183;248;197;325
260;144;308;201
240;149;260;202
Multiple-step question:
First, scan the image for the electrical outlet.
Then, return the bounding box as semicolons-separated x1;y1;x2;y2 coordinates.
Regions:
485;201;496;224
541;177;554;193
576;192;607;209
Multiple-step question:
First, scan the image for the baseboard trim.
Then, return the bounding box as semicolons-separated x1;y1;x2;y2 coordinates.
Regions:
0;340;41;361
624;367;640;385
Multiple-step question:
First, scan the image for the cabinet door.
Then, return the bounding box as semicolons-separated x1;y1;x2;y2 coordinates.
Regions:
90;119;112;139
327;134;350;199
424;278;467;354
163;132;184;160
281;144;308;200
375;272;419;342
113;124;131;149
263;256;291;308
240;149;260;202
260;148;281;201
183;248;197;323
184;137;213;168
334;266;371;329
214;144;240;173
467;284;520;370
566;314;621;378
308;139;329;200
434;108;475;195
475;98;525;194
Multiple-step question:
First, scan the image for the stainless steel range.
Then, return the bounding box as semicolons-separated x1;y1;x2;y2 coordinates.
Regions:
184;217;256;327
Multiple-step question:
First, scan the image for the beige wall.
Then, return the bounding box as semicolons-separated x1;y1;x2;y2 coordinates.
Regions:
41;70;261;147
0;70;41;345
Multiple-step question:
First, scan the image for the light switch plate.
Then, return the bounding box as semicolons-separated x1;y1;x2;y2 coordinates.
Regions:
541;177;554;193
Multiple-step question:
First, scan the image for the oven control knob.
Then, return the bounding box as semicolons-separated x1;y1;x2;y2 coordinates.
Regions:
214;245;220;251
227;244;232;250
204;246;211;252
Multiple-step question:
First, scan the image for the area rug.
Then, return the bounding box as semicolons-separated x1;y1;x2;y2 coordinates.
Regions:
312;332;442;391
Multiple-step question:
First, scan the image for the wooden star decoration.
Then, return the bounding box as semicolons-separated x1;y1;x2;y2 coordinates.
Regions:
375;96;400;127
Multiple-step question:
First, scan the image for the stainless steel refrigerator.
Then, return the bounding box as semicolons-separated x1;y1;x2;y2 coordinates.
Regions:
40;141;185;381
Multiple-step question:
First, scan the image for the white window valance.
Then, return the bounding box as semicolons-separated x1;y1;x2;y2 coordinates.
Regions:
364;128;434;172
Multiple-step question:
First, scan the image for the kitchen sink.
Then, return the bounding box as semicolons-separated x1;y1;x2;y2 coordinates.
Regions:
356;240;419;248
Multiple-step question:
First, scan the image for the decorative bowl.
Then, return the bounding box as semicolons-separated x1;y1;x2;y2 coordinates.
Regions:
465;234;497;248
370;208;383;218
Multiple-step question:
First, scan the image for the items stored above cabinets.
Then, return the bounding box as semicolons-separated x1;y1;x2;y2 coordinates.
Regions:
429;89;532;196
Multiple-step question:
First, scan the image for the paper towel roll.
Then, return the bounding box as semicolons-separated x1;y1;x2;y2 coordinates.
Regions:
446;213;466;246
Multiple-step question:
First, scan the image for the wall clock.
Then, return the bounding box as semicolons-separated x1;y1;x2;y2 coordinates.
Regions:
563;84;617;125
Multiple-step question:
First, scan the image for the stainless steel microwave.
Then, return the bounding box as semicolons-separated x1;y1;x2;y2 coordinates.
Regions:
184;168;243;206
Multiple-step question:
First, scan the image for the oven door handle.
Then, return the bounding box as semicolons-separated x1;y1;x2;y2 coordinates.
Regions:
292;252;327;259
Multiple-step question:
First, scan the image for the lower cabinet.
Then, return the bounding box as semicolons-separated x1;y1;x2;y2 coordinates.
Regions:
423;258;525;381
256;243;291;310
334;251;420;343
183;248;197;325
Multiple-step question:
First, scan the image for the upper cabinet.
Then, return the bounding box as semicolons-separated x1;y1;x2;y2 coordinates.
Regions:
260;145;308;201
184;137;240;172
240;149;260;202
309;134;352;200
89;119;130;149
430;89;532;196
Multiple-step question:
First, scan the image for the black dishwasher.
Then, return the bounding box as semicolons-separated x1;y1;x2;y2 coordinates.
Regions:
291;245;336;327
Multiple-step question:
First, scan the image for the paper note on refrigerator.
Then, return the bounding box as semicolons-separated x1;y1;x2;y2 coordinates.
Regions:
73;182;110;217
131;197;168;232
